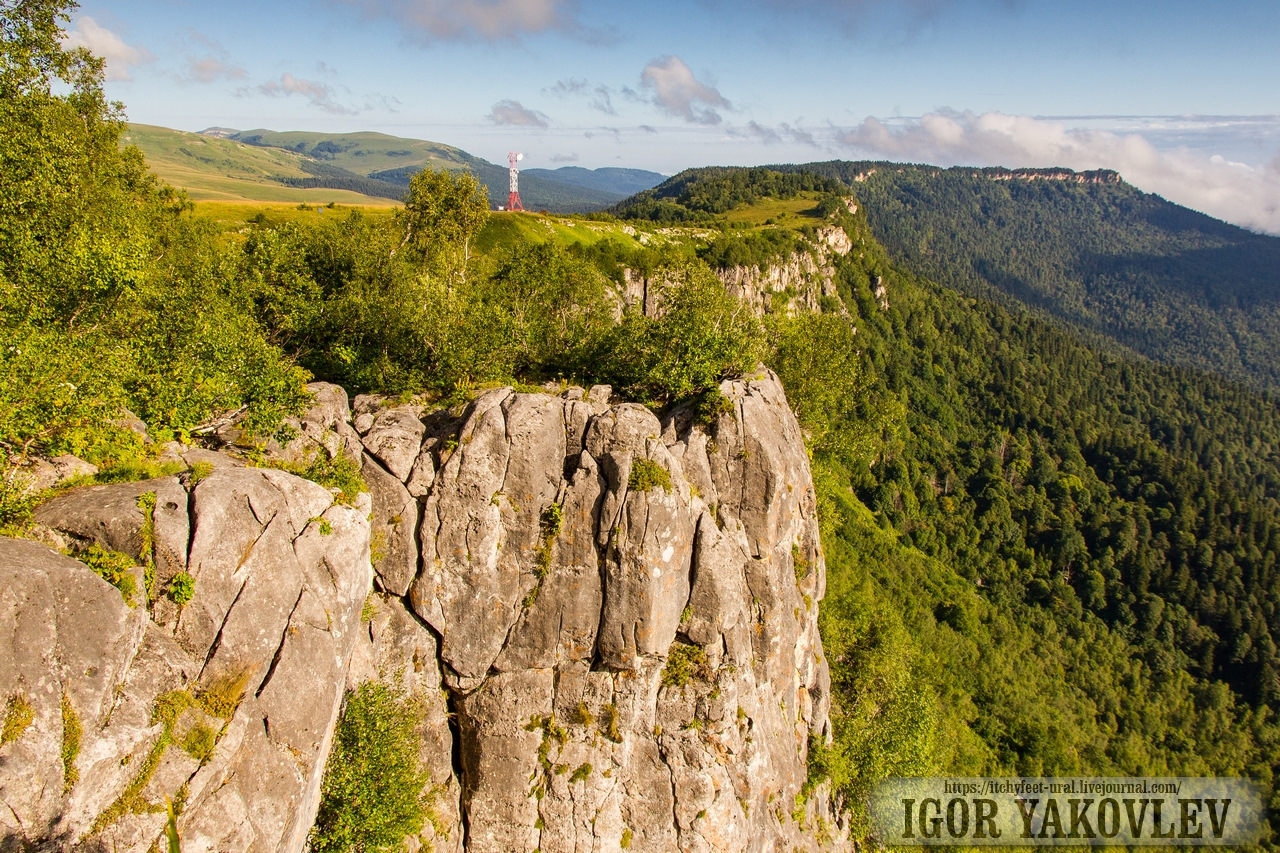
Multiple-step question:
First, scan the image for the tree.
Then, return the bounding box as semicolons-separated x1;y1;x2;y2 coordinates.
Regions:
395;166;490;277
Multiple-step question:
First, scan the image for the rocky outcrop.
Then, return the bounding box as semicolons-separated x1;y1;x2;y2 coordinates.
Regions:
624;227;853;318
353;370;842;852
2;467;371;852
2;373;846;852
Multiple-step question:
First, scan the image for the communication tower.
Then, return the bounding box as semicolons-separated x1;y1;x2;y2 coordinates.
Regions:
507;152;525;211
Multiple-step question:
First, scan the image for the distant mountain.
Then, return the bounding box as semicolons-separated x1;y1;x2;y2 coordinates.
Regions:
521;166;664;198
368;163;623;213
126;125;657;213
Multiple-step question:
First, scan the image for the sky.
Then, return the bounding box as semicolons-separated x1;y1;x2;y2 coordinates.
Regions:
66;0;1280;233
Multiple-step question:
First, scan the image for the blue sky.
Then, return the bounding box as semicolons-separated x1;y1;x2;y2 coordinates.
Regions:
68;0;1280;232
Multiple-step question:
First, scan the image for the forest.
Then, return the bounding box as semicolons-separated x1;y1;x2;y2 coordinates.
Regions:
3;3;1278;848
779;160;1280;392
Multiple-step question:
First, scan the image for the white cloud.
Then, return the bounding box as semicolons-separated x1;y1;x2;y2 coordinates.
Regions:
545;79;619;115
338;0;581;40
550;152;579;163
62;17;149;81
838;110;1280;235
250;73;357;115
640;56;730;126
488;99;550;128
187;56;246;83
728;120;820;147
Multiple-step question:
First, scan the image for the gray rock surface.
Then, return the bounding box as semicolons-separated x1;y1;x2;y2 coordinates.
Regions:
1;463;371;853
2;371;846;852
400;372;844;852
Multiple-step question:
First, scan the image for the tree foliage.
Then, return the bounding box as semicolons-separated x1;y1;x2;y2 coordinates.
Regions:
311;682;430;853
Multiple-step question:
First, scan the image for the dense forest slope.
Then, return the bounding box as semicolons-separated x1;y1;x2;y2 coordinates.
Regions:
787;161;1280;392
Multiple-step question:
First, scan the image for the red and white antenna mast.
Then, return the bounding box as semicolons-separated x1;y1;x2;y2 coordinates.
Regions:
507;152;525;211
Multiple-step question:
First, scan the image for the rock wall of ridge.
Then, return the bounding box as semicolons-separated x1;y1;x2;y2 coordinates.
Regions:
0;372;846;852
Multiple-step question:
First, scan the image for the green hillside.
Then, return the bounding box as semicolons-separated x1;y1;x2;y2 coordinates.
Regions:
226;128;650;212
128;125;655;212
122;124;398;205
228;128;480;176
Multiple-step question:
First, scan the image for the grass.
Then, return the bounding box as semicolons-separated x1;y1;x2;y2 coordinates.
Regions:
261;451;367;505
472;211;647;257
61;693;81;793
189;200;398;231
194;668;252;720
123;125;403;206
601;703;622;744
661;643;711;689
718;193;826;227
2;694;34;746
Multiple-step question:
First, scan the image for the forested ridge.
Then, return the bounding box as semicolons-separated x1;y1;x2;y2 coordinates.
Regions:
781;160;1280;392
4;3;1279;847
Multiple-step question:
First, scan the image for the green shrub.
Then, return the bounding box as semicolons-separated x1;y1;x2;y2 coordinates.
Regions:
628;459;672;494
568;763;592;784
311;682;429;853
169;572;196;606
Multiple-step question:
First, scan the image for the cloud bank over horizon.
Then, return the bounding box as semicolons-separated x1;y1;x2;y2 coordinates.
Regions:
840;111;1280;235
62;17;149;81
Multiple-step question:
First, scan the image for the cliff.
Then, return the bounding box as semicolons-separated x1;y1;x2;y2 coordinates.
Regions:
623;225;854;318
0;373;845;852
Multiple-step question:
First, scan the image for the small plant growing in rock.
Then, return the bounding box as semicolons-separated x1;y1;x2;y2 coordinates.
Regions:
627;458;672;493
694;389;734;425
76;545;138;606
195;668;252;720
661;642;710;689
621;827;633;848
137;492;157;601
180;723;218;764
601;703;623;743
541;502;564;538
573;701;594;728
61;693;81;793
169;572;196;606
792;543;810;582
2;694;34;746
187;460;214;485
568;763;593;784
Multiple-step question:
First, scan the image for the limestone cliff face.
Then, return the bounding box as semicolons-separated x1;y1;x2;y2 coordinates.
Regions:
0;373;846;852
1;466;372;852
624;226;853;319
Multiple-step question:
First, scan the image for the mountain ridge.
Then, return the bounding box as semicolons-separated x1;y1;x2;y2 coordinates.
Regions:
126;124;665;212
